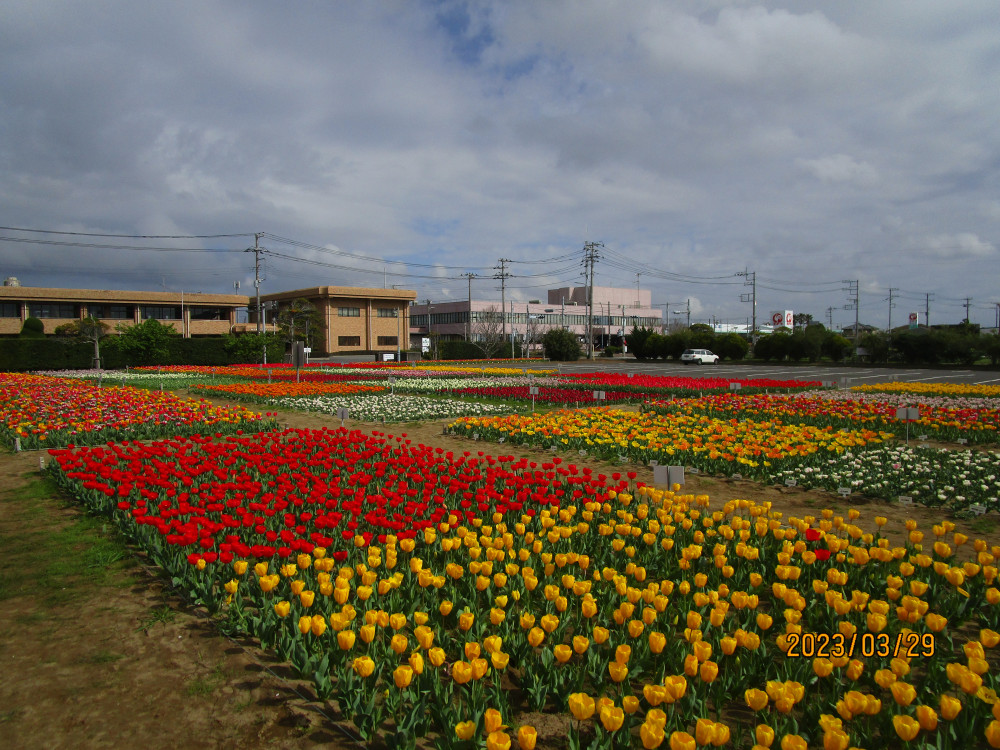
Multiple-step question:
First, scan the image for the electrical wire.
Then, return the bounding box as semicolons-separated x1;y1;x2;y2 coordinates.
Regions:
0;225;252;239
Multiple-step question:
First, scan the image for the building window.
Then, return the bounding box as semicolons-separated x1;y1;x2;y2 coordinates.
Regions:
377;307;398;318
88;304;131;320
377;336;398;346
338;336;361;346
338;307;361;317
0;302;20;318
188;306;227;320
140;305;181;320
29;303;79;319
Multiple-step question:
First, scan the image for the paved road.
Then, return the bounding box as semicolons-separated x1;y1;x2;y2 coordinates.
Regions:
318;355;1000;387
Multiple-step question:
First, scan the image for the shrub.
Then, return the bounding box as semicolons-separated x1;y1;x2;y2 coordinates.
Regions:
20;316;45;338
542;329;581;361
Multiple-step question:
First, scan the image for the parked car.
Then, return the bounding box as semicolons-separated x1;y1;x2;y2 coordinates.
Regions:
681;348;719;365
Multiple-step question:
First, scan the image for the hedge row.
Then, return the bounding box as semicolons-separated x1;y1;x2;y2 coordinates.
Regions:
0;336;284;371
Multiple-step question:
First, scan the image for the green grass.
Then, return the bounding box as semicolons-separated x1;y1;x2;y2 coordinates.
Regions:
0;475;136;608
185;662;229;696
135;605;175;633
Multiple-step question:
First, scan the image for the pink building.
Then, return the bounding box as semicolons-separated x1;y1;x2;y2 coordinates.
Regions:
410;286;662;352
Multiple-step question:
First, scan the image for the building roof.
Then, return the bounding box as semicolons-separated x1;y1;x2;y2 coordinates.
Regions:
261;286;416;302
0;285;247;305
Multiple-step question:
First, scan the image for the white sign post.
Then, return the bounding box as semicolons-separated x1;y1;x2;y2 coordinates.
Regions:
895;406;920;445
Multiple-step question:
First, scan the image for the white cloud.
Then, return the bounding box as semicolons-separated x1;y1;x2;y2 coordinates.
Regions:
1;0;999;326
795;154;879;186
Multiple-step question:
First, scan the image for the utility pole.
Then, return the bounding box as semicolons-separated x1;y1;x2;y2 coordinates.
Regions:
583;241;603;359
495;259;511;353
461;272;477;341
826;306;834;329
738;268;757;351
685;299;691;329
887;288;898;332
964;297;972;323
245;232;265;334
844;280;859;343
925;293;932;328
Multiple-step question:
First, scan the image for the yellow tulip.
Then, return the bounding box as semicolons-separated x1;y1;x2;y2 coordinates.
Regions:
700;660;719;683
568;692;596;720
484;708;504;733
915;705;938;731
940;694;962;720
640;722;665;749
608;661;629;683
746;689;769;711
669;731;695;750
779;735;807;750
393;665;413;689
893;715;919;742
986;720;1000;749
352;655;375;678
455;721;476;740
554;644;572;663
517;725;537;750
273;600;291;618
600;705;625;732
337;630;356;651
452;661;473;685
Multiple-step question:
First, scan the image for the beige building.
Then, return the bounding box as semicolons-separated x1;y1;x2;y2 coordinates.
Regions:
261;286;417;356
0;284;248;337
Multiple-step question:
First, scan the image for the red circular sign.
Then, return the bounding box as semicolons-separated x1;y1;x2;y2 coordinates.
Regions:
772;312;783;326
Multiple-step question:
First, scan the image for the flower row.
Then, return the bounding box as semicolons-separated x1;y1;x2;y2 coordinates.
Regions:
44;426;1000;748
0;373;274;449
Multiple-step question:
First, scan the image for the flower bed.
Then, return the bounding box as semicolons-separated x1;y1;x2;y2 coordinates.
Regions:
446;408;890;479
0;373;274;449
45;428;1000;748
282;394;519;422
190;381;385;402
557;373;822;393
646;393;1000;444
852;382;1000;398
772;444;1000;511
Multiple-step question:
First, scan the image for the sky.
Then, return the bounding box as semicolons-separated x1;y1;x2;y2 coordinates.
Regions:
1;0;998;330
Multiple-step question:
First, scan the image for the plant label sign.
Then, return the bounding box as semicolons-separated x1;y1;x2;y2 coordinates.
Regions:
653;465;668;486
970;503;987;516
785;478;797;487
838;487;851;497
895;407;920;421
729;382;742;391
898;496;914;508
667;465;685;487
593;390;606;400
529;386;539;395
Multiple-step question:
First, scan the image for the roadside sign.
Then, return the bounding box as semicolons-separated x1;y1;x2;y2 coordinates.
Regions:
908;312;918;330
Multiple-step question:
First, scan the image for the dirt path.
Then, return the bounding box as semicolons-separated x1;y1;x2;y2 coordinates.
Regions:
1;392;997;749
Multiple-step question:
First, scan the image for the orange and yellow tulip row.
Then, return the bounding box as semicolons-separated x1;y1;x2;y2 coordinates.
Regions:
448;407;891;480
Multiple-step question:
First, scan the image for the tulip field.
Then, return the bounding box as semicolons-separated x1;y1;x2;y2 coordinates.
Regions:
0;372;277;449
6;367;1000;748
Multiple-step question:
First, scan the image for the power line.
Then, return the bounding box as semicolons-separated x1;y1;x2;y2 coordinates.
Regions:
0;225;251;239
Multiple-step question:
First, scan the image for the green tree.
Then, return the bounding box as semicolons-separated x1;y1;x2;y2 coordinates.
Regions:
688;323;716;350
859;330;890;363
20;316;45;338
223;332;284;365
54;316;109;368
276;298;322;347
714;332;749;361
114;318;178;365
626;325;657;360
821;331;852;362
542;328;581;361
662;331;691;360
